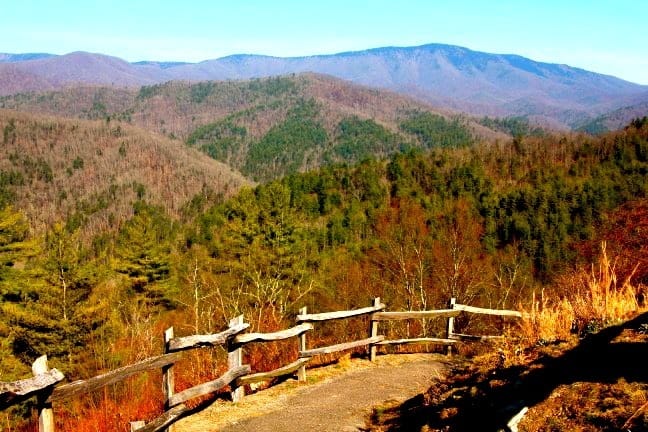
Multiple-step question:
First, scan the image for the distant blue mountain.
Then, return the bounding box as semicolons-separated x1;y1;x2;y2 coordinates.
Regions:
0;53;56;62
132;60;192;69
1;43;646;128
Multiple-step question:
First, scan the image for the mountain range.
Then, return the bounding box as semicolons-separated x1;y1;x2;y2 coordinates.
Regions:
1;43;646;129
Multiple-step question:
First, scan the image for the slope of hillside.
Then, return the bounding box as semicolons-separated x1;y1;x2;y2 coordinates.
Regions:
0;44;646;127
0;63;56;95
0;109;249;234
177;76;478;181
0;73;467;136
576;101;648;134
0;74;498;181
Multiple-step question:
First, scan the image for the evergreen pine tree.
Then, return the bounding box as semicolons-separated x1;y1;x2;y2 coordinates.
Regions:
115;202;175;308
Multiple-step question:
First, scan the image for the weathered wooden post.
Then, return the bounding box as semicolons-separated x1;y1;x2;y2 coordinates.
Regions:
446;297;456;356
130;421;145;431
32;355;54;432
228;315;245;402
297;306;307;382
162;327;175;432
369;297;380;362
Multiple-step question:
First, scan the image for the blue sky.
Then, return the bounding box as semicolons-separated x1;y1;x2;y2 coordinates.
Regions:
3;0;647;84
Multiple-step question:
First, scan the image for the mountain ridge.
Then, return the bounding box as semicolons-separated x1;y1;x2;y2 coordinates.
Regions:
1;43;639;82
1;43;646;128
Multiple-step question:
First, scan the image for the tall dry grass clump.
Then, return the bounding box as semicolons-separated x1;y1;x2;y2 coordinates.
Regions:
569;242;639;325
521;242;640;344
520;292;575;343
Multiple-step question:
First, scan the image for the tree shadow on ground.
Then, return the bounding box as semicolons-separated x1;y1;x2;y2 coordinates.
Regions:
376;311;648;431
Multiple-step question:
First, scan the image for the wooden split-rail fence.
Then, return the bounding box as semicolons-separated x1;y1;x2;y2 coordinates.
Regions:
0;298;523;432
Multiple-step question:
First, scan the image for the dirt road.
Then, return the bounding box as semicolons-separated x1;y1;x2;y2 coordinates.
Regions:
176;354;448;432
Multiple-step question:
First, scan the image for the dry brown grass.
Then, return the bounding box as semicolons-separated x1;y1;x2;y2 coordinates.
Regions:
520;242;641;345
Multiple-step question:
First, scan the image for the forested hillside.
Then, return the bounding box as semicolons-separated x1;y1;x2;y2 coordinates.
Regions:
0;110;248;234
576;100;648;134
0;74;499;181
0;74;475;139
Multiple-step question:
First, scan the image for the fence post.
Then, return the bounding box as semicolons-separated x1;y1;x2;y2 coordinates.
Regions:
32;355;54;432
130;421;145;431
228;315;245;402
369;297;380;361
162;327;175;432
297;306;307;382
446;297;456;356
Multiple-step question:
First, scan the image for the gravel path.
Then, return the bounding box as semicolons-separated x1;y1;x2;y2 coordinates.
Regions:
176;354;448;432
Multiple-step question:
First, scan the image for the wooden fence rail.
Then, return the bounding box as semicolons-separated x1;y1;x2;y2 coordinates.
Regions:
372;309;460;320
0;297;522;432
167;323;249;352
0;357;63;409
296;302;386;322
376;337;458;346
453;304;524;318
233;323;313;346
237;358;311;386
49;353;183;404
168;365;251;408
300;336;385;357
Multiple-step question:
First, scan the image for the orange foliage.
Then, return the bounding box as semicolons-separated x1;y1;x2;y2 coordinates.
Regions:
54;375;163;432
577;199;648;288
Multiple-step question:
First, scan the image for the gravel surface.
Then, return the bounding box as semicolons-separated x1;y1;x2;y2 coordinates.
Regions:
176;354;448;432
